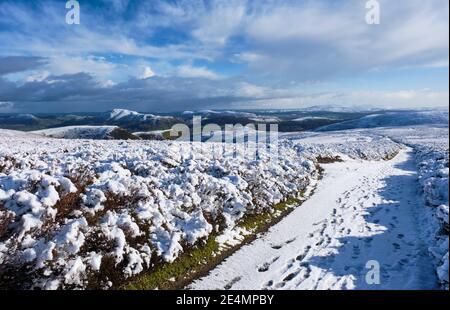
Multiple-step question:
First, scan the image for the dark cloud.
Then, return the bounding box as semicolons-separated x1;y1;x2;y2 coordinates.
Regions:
1;71;447;112
0;56;47;76
0;73;264;112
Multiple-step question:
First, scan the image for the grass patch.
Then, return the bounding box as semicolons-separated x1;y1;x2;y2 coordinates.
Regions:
162;130;181;140
316;155;343;164
124;236;220;290
239;197;301;232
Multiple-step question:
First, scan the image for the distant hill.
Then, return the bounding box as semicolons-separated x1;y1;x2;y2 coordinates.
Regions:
102;109;181;131
316;111;449;131
32;126;140;140
0;128;44;139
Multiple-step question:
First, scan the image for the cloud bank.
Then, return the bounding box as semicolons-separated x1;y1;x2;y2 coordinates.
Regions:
0;0;448;112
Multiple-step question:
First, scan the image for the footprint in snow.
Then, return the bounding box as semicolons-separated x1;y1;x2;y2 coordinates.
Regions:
284;258;296;270
392;243;401;251
352;245;361;258
263;280;274;288
285;237;297;244
258;256;280;272
271;237;297;250
296;246;312;261
399;258;409;265
224;276;241;290
283;270;301;282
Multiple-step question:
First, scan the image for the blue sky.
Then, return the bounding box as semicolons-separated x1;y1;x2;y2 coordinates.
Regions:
0;0;448;112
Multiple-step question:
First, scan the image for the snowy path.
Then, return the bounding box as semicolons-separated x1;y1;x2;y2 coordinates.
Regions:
189;149;438;290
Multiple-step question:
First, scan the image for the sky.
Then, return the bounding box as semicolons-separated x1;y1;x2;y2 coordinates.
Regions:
0;0;448;113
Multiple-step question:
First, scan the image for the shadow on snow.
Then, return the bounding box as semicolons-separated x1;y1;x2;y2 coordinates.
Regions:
305;154;438;289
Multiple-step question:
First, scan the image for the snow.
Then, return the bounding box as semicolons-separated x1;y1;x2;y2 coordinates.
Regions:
190;149;439;290
360;125;449;289
248;117;280;123
0;133;325;289
0;129;43;139
197;110;257;118
16;114;39;121
293;116;337;122
317;110;448;131
32;126;118;139
282;130;401;161
0;124;446;290
108;109;174;122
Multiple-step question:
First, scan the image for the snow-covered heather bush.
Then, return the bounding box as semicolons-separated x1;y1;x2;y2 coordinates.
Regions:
283;131;402;161
414;143;449;289
0;129;408;289
0;136;317;289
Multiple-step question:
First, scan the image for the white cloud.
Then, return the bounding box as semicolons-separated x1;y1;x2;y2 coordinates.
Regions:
237;82;267;98
176;65;221;79
192;0;245;45
240;0;449;79
25;70;50;82
140;66;156;79
233;89;449;110
0;0;448;112
46;55;117;78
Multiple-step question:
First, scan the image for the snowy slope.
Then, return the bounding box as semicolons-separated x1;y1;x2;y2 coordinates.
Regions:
282;130;401;161
0;129;43;139
190;125;448;290
33;126;120;139
108;109;175;122
0;136;320;289
293;116;337;122
190;149;439;290
0;124;446;290
369;125;449;289
0;113;40;124
317;111;449;131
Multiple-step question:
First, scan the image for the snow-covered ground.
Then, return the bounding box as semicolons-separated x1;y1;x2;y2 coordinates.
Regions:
371;125;449;288
0;132;321;289
317;110;448;131
33;126;119;139
189;149;438;290
191;126;448;290
0;124;447;290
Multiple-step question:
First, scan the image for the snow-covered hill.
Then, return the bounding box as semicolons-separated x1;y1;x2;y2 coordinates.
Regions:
107;109;175;122
0;124;447;290
0;129;43;139
0;113;40;126
32;126;138;140
317;111;449;131
0;128;402;289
